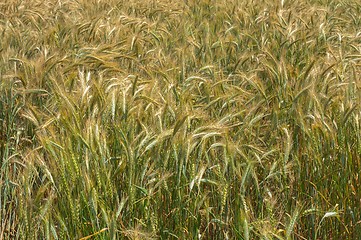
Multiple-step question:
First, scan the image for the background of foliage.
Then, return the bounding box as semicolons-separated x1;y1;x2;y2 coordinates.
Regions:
1;0;360;239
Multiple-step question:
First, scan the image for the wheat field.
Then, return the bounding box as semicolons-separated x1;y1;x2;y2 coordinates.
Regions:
1;0;361;239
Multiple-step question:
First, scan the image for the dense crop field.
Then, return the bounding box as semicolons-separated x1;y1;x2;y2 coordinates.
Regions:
1;0;361;239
